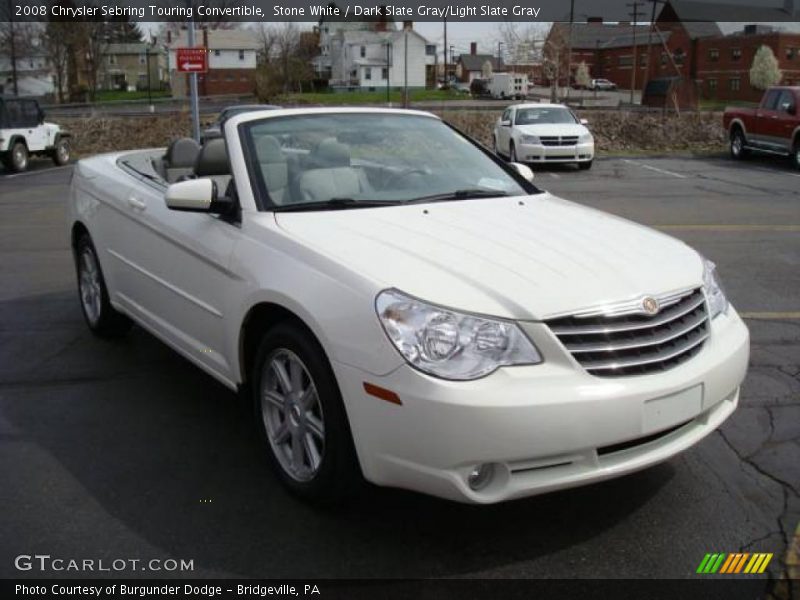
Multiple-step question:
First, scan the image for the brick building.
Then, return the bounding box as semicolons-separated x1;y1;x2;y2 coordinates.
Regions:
166;29;259;97
546;0;797;102
695;26;800;102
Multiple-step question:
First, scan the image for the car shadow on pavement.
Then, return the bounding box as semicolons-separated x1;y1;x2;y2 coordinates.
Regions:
0;290;674;578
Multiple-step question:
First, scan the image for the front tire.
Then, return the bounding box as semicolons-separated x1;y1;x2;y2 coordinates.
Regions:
730;129;748;160
252;322;361;504
75;234;132;338
52;138;70;166
9;141;28;172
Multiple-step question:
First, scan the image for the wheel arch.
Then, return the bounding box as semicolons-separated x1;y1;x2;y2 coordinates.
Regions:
5;134;28;151
238;301;330;389
70;221;90;261
728;119;747;139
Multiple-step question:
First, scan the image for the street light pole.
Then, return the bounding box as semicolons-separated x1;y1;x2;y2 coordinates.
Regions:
187;17;201;142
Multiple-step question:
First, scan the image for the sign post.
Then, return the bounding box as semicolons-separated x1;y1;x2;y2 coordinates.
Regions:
180;23;205;142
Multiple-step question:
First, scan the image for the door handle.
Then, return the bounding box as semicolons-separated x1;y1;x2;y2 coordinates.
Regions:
128;196;147;211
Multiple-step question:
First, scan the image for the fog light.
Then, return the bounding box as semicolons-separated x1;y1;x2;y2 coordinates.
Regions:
467;463;495;491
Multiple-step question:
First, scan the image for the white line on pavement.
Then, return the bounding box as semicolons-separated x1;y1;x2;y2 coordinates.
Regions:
622;159;688;179
1;165;71;180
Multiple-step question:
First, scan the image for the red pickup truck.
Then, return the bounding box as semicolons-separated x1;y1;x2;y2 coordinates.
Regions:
723;86;800;169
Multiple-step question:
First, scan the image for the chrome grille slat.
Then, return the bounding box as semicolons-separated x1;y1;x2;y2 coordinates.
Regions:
566;310;708;353
545;288;709;377
540;136;579;147
550;293;706;335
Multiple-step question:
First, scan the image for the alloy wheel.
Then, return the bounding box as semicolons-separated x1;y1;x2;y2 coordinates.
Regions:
260;349;325;482
79;247;102;325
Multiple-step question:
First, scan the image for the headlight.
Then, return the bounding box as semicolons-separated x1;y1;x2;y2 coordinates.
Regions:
519;134;540;144
579;132;593;143
703;259;728;318
376;289;542;380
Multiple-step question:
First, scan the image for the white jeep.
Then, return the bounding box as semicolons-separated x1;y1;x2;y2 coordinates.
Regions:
0;97;71;172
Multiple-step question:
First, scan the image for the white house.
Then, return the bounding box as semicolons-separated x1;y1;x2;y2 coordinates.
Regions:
317;20;435;90
0;51;54;97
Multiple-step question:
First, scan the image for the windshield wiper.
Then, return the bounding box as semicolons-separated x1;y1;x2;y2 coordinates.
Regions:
403;189;509;205
271;198;401;212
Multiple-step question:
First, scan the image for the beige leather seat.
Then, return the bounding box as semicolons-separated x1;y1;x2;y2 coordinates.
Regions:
298;139;371;202
193;138;231;193
256;136;289;205
163;137;201;183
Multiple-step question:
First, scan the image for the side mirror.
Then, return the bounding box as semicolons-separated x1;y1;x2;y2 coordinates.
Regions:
500;119;511;127
580;118;589;125
510;162;534;182
165;178;232;214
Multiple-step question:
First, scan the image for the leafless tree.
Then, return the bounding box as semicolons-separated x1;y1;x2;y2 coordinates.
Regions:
255;23;317;99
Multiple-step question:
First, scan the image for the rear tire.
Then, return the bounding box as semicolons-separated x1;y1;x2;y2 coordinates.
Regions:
730;129;748;160
52;138;70;166
252;321;361;504
75;234;132;338
792;139;800;171
9;141;28;172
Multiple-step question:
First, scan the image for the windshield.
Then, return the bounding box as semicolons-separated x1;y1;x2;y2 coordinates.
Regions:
515;107;578;125
242;113;531;209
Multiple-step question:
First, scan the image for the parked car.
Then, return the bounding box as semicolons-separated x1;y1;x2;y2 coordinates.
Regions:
469;78;491;98
589;78;617;91
723;86;800;169
68;107;749;504
493;103;595;169
0;97;71;172
201;104;280;143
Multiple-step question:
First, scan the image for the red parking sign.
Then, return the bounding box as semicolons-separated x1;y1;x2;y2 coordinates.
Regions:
176;47;208;73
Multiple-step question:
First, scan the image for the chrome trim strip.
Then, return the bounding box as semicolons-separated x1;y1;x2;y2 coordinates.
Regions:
582;332;709;372
550;293;706;335
566;313;708;354
544;286;697;321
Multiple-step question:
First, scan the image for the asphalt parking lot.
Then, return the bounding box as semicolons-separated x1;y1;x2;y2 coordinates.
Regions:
0;155;798;588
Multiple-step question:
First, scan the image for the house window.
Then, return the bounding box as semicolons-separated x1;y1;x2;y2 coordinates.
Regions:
365;67;372;80
360;46;366;58
381;67;389;79
139;54;146;65
730;77;741;91
214;49;221;56
425;44;436;56
731;48;742;61
226;74;235;81
239;50;245;60
708;78;717;91
661;52;668;65
673;49;685;65
618;55;633;67
108;55;116;65
787;47;796;60
639;53;648;66
709;48;719;61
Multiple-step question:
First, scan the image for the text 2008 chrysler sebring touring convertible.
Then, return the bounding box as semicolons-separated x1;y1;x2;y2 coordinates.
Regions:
68;108;749;504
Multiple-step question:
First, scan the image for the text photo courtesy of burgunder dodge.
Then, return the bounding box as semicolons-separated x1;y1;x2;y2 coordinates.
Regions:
0;0;799;598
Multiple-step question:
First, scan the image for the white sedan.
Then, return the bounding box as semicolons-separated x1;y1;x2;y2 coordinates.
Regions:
493;103;595;169
68;107;748;504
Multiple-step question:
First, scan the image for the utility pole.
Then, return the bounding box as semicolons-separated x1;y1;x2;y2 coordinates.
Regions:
566;0;574;99
627;1;644;105
187;17;201;142
385;42;391;105
7;0;19;96
442;17;448;88
146;44;152;108
403;29;408;107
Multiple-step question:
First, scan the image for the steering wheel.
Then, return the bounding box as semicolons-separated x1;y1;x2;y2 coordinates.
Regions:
383;167;432;188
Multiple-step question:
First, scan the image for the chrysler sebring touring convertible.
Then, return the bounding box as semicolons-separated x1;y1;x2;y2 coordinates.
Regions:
68;108;749;504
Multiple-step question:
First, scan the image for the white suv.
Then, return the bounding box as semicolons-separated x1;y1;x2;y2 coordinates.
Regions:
0;98;71;172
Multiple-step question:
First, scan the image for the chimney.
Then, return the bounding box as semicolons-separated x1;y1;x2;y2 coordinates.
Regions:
402;20;413;31
376;5;387;31
470;42;477;55
587;17;603;25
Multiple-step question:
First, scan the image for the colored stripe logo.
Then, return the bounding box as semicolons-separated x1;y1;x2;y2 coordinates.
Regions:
696;552;773;574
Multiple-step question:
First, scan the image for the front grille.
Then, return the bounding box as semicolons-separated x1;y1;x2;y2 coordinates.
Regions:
545;288;709;377
540;135;579;146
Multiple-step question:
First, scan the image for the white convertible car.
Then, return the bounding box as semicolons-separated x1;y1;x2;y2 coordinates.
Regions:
68;108;749;504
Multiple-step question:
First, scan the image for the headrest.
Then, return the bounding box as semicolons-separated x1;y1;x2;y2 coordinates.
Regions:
165;137;200;168
256;135;285;164
310;138;350;167
194;138;230;177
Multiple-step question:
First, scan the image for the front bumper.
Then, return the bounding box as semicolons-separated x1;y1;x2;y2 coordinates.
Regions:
333;308;749;503
518;141;594;163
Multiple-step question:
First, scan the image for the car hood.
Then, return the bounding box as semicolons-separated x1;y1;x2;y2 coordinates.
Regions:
515;123;589;137
274;194;703;320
